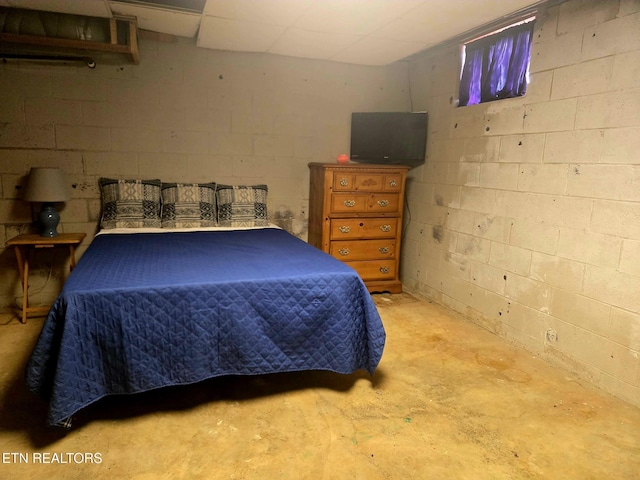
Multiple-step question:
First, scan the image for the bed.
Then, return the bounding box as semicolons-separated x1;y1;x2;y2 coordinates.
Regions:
25;226;386;427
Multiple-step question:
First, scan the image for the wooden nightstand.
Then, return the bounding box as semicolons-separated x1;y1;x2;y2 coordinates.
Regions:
6;233;86;323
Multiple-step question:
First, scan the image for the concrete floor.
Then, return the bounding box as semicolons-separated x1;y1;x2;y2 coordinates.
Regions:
0;292;639;479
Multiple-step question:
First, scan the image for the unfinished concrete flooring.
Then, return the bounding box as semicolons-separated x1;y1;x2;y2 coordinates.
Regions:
1;293;639;479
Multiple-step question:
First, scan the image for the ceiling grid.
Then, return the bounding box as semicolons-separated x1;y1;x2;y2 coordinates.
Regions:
0;0;545;65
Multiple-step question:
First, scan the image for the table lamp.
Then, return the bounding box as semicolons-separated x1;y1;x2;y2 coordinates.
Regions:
23;167;70;237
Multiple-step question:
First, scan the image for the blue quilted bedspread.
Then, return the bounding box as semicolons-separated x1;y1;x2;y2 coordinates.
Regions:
25;228;385;426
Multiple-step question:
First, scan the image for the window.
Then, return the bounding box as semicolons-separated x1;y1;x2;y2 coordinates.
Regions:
458;19;535;107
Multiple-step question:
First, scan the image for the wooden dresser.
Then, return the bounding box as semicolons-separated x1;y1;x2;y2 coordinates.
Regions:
308;162;410;294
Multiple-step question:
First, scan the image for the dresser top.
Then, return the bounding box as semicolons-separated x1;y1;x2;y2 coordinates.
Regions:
308;162;411;171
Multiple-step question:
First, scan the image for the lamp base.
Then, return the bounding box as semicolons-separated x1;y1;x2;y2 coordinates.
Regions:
39;203;61;237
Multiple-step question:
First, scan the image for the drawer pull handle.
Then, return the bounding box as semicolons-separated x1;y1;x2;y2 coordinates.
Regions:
340;178;348;186
344;200;356;207
380;224;391;232
378;246;390;254
389;180;397;187
338;248;350;256
379;266;390;274
377;199;389;207
338;226;351;234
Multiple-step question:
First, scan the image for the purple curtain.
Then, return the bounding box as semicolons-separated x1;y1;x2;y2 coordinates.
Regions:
459;22;534;106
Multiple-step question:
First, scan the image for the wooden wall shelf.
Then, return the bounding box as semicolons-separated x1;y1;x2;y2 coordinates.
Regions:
0;15;139;64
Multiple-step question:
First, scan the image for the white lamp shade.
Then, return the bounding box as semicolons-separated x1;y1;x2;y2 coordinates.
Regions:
23;167;71;203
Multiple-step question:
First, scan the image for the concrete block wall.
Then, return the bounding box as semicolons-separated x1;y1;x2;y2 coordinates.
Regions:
0;36;410;313
403;0;640;407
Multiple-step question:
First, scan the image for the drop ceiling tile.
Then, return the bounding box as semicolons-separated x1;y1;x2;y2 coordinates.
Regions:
292;0;424;36
197;16;286;53
375;0;464;42
203;0;313;26
375;0;538;44
110;2;201;37
331;36;429;66
0;0;112;17
268;28;363;60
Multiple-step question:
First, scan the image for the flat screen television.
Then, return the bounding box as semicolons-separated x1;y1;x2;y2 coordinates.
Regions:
350;112;428;168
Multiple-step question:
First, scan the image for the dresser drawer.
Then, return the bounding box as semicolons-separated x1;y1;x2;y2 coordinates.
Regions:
381;174;403;192
330;218;398;239
346;260;397;281
330;239;396;261
330;194;368;212
367;193;400;212
331;193;400;213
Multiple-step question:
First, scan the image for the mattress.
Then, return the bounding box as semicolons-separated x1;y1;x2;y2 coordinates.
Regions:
25;227;386;426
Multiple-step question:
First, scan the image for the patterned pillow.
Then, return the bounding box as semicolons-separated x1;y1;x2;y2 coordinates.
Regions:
99;178;162;229
216;184;269;227
161;182;217;228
